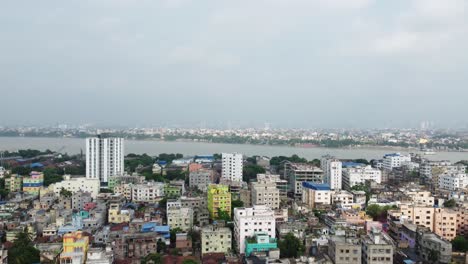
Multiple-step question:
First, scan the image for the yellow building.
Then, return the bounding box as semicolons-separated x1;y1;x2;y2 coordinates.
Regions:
207;184;231;219
60;231;89;264
434;208;458;241
108;203;132;224
22;171;44;195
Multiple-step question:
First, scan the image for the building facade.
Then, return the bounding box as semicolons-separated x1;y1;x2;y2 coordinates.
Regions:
283;162;324;199
52;175;100;198
201;225;232;255
207;184;232;219
342;165;382;189
251;181;280;209
86;136;124;184
222;153;243;182
321;155;343;190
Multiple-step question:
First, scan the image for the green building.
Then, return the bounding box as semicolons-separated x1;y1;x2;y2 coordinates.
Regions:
207;184;231;219
164;184;182;198
5;175;23;192
245;232;278;257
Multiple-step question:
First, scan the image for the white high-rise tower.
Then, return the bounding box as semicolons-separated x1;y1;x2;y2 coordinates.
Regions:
86;135;124;184
321;155;342;190
222;153;243;182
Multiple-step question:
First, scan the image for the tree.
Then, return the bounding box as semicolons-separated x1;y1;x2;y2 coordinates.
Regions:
217;210;231;221
60;188;72;198
443;199;456;208
243;164;266;182
170;228;183;245
159;197;167;209
182;260;198;264
0;178;9;199
452;236;468;252
231;200;244;215
8;228;40;264
157;239;167;253
43;167;63;186
428;249;439;263
142;253;162;264
278;233;305;258
365;204;396;221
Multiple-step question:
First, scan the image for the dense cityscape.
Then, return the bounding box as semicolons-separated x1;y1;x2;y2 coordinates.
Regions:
0;135;467;263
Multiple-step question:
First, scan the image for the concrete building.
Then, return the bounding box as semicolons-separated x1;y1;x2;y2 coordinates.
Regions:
113;232;160;261
189;169;214;192
233;205;275;255
245;232;278;257
22;171;44;195
59;231;89;264
86;248;113;264
321;155;342;190
399;204;435;231
382;153;411;171
207;184;231;219
251;181;280;209
342;165;382;189
434;208;458;241
5;175;22;192
256;174;288;199
438;173;468;191
86;135;124;184
361;228;393;264
131;181;165;203
201;225;232;255
108;203;133;224
416;228;452;264
167;206;194;231
301;182;331;209
405;190;434;206
332;190;354;209
283;161;324;199
222;153;243;182
456;208;468;238
52;175;100;198
328;236;361;264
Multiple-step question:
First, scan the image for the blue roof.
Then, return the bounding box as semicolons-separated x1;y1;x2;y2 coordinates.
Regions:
158;161;168;165
302;182;330;191
141;223;170;233
30;162;44;168
342;162;365;168
384;153;402;157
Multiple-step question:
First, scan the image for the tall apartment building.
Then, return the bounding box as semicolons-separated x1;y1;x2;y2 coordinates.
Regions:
302;182;331;209
438;173;468;191
222;153;243;182
434;208;458;241
207;184;231;219
189;169;214;192
86;135;124;184
416;228;452;264
321;155;342;190
256;174;288;198
328;236;361;264
201;225;232;255
233;205;275;255
251;181;280;209
361;228;393;264
283;161;324;199
382;153;411;171
342;165;382;189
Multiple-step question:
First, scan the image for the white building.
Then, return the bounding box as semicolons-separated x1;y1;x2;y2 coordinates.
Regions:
222;153;243;182
301;182;331;209
382;153;411;171
438;173;468;191
86;136;124;184
233;205;275;254
167;206;194;232
131;181;165;203
332;190;355;209
251;181;280;209
342;165;382;189
321;155;342;190
51;175;100;198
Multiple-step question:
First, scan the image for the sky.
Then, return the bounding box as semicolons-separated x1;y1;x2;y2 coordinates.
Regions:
1;0;467;129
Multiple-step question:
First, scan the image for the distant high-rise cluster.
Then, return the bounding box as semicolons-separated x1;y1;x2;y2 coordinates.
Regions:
86;135;124;185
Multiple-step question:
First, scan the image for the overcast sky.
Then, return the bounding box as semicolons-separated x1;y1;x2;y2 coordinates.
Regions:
1;0;467;128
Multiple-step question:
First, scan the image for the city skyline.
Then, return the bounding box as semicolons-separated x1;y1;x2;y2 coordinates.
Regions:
1;0;468;128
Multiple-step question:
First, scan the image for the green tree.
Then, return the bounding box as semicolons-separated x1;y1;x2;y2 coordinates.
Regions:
443;199;457;208
43;167;63;186
243;164;266;182
217;210;231;221
0;178;9;199
60;188;72;197
365;204;396;221
159;197;167;209
452;236;468;252
182;260;198;264
278;233;305;258
428;249;439;263
142;253;162;264
8;228;40;264
170;227;183;245
157;239;167;253
231;200;244;215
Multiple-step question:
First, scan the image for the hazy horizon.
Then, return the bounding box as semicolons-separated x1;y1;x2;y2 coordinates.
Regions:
1;0;467;128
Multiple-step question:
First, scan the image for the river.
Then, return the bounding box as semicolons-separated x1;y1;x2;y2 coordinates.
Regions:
0;137;467;162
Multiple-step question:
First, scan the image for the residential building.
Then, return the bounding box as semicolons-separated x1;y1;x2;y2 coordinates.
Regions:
207;184;231;219
283;161;324;199
434;208;458;241
301;182;331;209
256;174;288;198
86;135;124;184
382;153;411;171
233;205;275;254
22;171;44;195
361;228;393;264
59;231;89;264
108;203;133;224
201;225;232;255
5;175;22;192
245;232;278;257
131;181;165;203
189;169;214;192
332;190;354;209
438;173;468;191
416;227;452;264
167;206;194;231
342;165;382;189
113;232;160;261
399;204;435;231
405;190;434;206
456;208;468;238
328;236;361;264
52;175;100;198
321;155;343;190
222;153;243;182
251;181;280;209
86;248;113;264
